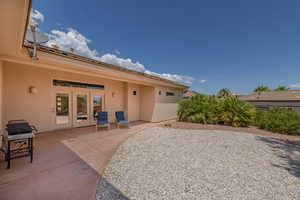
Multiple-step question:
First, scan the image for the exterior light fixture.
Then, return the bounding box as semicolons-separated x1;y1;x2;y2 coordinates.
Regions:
29;86;37;94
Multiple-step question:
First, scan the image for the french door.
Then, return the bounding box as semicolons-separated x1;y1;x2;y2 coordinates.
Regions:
90;92;104;125
73;91;90;127
54;89;72;129
53;87;104;129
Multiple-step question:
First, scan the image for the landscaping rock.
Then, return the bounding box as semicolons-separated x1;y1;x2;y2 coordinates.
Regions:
96;127;300;200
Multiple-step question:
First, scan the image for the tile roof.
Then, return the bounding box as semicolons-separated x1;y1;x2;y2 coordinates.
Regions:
183;90;200;98
239;90;300;101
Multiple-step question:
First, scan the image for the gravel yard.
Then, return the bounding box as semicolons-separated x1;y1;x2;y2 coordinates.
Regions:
96;127;300;200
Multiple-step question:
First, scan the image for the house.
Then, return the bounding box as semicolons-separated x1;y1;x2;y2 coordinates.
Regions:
0;0;189;135
238;90;300;114
183;90;200;99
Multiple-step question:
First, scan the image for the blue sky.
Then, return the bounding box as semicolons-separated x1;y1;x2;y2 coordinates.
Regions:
30;0;300;94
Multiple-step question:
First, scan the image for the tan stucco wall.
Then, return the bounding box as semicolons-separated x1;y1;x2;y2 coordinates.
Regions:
1;61;185;132
155;87;183;103
3;61;126;131
152;103;178;122
151;87;183;122
125;83;140;122
140;86;155;121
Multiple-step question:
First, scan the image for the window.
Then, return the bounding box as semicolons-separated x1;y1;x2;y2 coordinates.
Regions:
158;90;162;95
133;91;137;95
53;80;104;90
166;92;175;96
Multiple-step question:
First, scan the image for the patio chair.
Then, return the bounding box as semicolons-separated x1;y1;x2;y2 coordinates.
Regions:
115;111;129;128
96;112;110;131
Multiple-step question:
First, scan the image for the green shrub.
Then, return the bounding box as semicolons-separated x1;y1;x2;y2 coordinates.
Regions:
216;97;256;127
177;95;256;127
255;107;300;135
177;94;218;124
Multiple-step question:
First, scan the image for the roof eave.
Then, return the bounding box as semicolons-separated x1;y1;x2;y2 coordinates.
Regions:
24;44;189;89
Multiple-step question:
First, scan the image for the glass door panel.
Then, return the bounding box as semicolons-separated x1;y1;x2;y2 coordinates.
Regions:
92;95;102;121
56;93;69;124
76;94;88;122
73;91;90;127
53;91;72;129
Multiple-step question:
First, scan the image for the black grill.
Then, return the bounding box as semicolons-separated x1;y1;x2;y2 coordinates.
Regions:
6;120;37;135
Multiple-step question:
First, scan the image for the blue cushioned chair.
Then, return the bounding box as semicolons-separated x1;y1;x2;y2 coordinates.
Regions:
96;112;110;130
115;111;129;128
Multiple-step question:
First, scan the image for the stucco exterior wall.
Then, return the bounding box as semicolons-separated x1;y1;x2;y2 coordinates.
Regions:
140;86;155;121
155;87;183;103
1;61;186;132
151;87;183;122
124;83;140;122
3;61;125;131
152;103;178;122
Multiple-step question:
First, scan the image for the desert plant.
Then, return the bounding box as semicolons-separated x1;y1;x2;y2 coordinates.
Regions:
217;88;232;98
275;85;289;91
178;94;218;124
254;85;270;92
178;95;256;127
255;107;300;135
216;97;256;127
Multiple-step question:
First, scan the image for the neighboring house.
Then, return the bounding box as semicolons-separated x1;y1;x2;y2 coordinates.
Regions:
0;0;188;134
183;90;200;99
238;90;300;114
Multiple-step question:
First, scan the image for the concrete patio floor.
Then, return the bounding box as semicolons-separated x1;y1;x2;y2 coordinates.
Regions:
0;121;154;200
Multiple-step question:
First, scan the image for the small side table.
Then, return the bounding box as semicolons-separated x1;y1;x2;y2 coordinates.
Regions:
1;133;34;169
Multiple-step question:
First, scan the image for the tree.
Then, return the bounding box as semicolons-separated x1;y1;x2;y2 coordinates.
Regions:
254;85;270;92
275;85;289;91
217;88;232;98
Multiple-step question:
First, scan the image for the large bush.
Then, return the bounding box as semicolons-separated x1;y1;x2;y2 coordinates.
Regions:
255;107;300;135
216;97;256;127
178;95;256;127
177;94;218;124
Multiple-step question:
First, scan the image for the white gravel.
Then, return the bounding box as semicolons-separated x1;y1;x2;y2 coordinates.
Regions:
96;127;300;200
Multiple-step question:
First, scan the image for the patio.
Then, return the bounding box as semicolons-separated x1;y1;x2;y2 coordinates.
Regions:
0;121;153;200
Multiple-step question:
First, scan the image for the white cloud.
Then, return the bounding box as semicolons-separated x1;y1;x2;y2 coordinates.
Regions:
46;28;146;72
99;54;145;72
35;10;203;85
46;28;100;60
30;9;44;25
290;83;300;88
145;70;195;85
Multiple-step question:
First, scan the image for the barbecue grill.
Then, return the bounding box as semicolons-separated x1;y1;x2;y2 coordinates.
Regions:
1;120;37;169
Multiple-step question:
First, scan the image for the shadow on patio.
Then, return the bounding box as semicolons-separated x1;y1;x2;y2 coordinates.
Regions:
0;121;151;200
256;136;300;178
